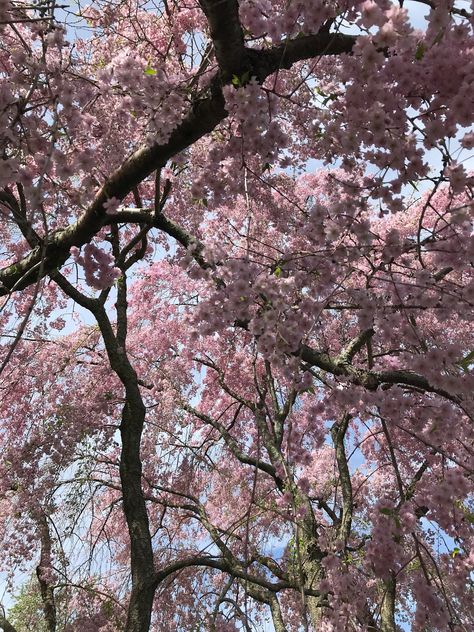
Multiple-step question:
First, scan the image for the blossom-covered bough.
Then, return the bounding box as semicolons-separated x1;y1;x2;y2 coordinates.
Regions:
0;0;472;631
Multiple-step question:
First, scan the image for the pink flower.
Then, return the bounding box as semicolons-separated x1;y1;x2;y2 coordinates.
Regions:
103;197;122;215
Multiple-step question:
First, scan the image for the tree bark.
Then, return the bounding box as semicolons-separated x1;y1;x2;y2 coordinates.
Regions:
120;393;156;632
380;574;397;632
0;618;19;632
269;596;288;632
36;514;57;632
51;274;157;632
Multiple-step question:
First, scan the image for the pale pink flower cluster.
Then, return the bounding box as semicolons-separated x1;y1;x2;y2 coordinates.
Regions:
70;244;121;290
239;0;336;43
102;196;121;215
412;579;451;630
64;613;108;632
223;78;288;168
104;51;189;146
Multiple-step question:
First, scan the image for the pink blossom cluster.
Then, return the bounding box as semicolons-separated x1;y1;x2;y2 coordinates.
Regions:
239;0;337;43
70;244;121;290
0;0;472;628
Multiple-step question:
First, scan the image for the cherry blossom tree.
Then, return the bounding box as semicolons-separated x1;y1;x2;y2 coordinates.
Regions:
0;0;473;631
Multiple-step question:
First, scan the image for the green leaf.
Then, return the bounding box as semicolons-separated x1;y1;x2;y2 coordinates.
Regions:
457;349;474;372
379;507;392;516
415;43;426;60
323;94;338;106
454;500;474;524
240;70;251;85
316;87;337;104
232;71;251;87
408;559;421;571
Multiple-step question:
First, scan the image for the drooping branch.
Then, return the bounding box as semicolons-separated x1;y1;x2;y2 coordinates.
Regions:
183;403;283;487
379;415;405;500
109;209;464;412
153;554;321;597
105;207;464;416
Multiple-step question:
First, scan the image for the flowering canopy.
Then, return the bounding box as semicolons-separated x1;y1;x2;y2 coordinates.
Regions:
0;0;473;631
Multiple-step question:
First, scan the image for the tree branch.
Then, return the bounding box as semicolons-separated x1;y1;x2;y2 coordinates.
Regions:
153;555;321;597
198;0;245;80
0;616;19;632
183;403;283;487
0;30;357;295
299;343;462;405
336;328;375;365
35;514;57;632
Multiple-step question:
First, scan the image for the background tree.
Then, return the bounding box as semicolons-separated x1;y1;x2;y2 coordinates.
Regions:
0;0;473;631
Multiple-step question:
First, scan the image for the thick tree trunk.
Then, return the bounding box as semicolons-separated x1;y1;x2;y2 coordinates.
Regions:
75;280;158;632
269;596;288;632
94;301;157;632
298;509;325;628
380;574;397;632
0;617;19;632
120;393;156;632
36;514;57;632
302;554;324;627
